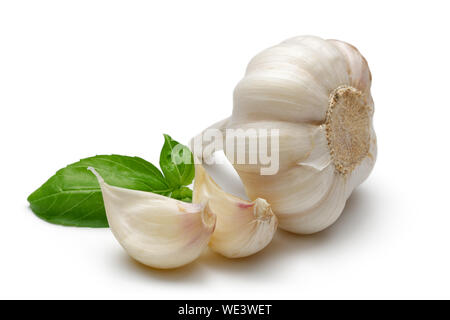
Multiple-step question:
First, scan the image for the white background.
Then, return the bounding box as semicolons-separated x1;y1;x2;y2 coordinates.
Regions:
1;0;449;299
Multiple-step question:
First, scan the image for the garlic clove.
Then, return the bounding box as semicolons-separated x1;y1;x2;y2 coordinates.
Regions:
193;165;277;258
229;121;325;174
281;36;351;90
327;39;372;94
237;162;336;217
194;120;331;175
88;167;216;269
233;67;329;122
276;173;347;234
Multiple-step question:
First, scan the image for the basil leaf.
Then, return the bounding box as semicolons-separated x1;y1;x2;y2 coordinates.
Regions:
170;187;193;203
27;155;171;228
159;134;195;188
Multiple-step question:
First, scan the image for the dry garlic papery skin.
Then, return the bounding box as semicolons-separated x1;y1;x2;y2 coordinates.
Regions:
197;36;377;234
193;165;277;258
88;167;216;269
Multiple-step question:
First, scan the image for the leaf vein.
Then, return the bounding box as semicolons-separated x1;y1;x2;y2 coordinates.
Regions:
55;191;97;217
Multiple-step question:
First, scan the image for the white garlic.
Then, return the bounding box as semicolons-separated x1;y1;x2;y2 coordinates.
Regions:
195;36;377;234
193;165;277;258
88;167;216;269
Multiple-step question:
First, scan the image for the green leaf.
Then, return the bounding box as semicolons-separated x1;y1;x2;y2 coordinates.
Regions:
170;187;193;203
27;155;171;228
159;134;195;188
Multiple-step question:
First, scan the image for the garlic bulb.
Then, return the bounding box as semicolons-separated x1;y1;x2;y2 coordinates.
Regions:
88;167;216;269
195;36;377;234
193;165;277;258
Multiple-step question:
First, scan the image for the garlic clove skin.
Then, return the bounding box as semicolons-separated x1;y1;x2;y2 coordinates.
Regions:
194;36;377;234
193;165;277;258
275;173;347;234
327;39;372;94
88;167;216;269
